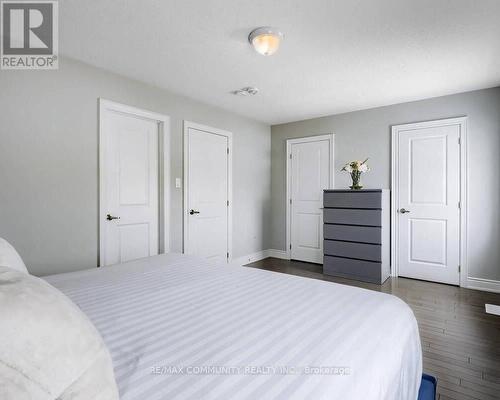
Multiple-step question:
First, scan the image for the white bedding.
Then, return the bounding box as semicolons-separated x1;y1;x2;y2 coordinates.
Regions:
44;253;422;400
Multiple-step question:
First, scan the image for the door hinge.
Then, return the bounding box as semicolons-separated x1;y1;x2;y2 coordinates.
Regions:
227;148;229;154
458;265;461;273
227;252;229;259
458;137;461;145
458;201;461;209
227;200;229;206
289;198;292;205
290;244;292;250
289;153;292;160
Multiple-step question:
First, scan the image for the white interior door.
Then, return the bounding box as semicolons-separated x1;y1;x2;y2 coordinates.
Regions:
184;124;230;264
395;121;461;285
101;109;159;266
289;136;333;263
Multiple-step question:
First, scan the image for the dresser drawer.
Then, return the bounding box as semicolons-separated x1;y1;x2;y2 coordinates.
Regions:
324;240;381;262
323;255;382;283
324;191;381;209
324;224;381;244
324;209;381;226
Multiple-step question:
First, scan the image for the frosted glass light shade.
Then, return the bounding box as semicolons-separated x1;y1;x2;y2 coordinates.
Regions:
249;27;283;56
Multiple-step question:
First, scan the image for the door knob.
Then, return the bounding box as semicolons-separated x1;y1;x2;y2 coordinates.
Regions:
399;208;410;214
189;209;200;215
106;214;120;221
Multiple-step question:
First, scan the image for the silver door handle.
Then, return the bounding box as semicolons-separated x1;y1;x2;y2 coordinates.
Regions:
106;214;120;221
399;208;410;214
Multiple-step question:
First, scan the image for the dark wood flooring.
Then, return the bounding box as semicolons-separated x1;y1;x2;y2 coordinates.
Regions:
246;258;500;400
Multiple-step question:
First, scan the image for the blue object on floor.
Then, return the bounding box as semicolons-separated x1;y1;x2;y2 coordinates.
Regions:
418;373;437;400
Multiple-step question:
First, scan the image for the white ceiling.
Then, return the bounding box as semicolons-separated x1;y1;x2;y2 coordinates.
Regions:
61;0;500;125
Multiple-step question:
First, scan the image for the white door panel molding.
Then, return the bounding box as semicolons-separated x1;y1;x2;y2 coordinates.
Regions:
183;121;232;264
391;117;467;286
99;99;170;266
286;134;334;263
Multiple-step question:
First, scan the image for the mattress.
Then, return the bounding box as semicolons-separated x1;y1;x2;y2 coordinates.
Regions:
44;253;422;400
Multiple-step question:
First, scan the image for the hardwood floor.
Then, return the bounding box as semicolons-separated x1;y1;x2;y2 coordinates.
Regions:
246;258;500;400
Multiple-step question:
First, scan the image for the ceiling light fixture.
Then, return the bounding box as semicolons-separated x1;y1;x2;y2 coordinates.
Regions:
233;87;259;96
248;27;283;56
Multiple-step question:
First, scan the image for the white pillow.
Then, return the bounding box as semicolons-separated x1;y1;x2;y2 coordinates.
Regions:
0;267;119;400
0;237;28;274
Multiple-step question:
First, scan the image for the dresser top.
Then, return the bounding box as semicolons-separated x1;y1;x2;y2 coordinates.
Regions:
324;189;389;193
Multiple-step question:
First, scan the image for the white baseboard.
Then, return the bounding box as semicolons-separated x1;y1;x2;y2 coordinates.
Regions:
233;250;269;266
267;249;289;260
465;277;500;293
233;249;290;266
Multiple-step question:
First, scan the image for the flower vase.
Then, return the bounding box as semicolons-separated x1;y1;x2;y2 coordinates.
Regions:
350;171;363;190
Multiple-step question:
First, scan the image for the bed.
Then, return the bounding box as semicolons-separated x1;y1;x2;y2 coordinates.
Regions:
44;253;422;400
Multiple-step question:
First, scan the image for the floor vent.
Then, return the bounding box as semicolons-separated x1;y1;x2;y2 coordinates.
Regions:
485;304;500;316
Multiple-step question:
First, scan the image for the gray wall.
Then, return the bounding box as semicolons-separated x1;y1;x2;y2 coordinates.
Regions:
0;58;271;276
2;57;499;283
271;87;500;282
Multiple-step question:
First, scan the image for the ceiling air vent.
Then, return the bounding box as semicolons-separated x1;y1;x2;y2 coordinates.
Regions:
232;87;259;96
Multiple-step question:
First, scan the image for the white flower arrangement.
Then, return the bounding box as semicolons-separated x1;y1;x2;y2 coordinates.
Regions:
341;159;370;173
341;158;370;189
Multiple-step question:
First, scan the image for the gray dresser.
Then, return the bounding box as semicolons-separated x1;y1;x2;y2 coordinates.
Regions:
323;189;390;284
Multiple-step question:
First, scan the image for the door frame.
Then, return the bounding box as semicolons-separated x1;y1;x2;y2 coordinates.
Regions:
98;98;170;267
390;117;468;286
183;121;233;261
285;134;335;260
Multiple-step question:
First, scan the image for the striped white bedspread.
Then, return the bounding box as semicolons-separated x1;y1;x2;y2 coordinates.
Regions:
45;253;422;400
